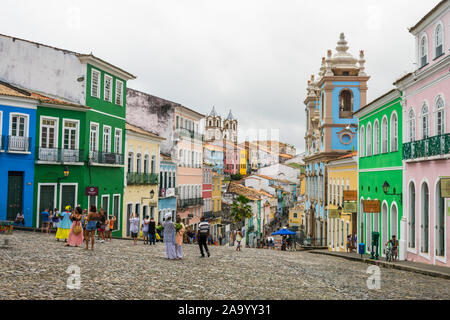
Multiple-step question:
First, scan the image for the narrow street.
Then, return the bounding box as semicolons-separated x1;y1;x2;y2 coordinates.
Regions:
1;231;448;300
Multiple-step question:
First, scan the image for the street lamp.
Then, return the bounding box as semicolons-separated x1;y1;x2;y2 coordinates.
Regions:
57;166;70;184
150;189;155;199
382;180;402;202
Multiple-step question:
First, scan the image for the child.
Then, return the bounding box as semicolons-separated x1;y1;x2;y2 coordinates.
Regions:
107;215;115;242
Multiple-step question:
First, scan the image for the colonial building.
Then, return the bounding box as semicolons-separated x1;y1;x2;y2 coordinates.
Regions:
354;89;404;258
395;0;450;266
202;164;213;219
158;153;177;226
123;123;163;238
303;33;370;246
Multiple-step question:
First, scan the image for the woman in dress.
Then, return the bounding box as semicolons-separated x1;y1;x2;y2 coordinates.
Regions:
66;207;84;247
85;205;100;251
55;206;72;242
174;215;186;260
162;212;176;260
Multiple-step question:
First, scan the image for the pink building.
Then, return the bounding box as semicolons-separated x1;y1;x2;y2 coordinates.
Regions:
395;0;450;267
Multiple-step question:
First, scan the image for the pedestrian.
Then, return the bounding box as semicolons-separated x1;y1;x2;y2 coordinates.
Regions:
55;206;72;242
85;205;100;251
197;217;211;258
40;208;50;233
142;215;150;245
66;207;84;247
162;212;177;260
148;218;156;245
229;230;234;246
107;215;115;242
52;208;60;229
47;210;54;234
346;235;352;253
386;235;399;261
156;222;163;242
97;208;106;243
81;209;88;244
235;230;243;252
129;213;139;245
175;215;186;260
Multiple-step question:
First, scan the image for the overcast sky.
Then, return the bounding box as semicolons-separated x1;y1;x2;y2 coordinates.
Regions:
1;0;440;153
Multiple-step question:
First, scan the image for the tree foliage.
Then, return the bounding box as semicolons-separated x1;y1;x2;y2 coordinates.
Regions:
230;195;253;223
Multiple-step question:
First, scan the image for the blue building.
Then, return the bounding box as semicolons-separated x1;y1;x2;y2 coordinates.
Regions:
0;81;38;227
303;33;370;246
158;154;177;223
203;142;224;174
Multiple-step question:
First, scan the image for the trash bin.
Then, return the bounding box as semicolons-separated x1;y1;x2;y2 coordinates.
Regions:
358;243;365;255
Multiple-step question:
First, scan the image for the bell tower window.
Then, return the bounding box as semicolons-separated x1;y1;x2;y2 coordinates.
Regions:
339;89;353;119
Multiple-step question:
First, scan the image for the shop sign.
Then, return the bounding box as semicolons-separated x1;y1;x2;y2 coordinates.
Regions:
85;187;98;196
343;190;357;202
363;200;380;213
344;201;357;213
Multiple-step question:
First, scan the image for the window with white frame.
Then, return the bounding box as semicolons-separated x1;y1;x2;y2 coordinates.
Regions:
127;152;134;173
435;96;445;136
91;69;101;98
115;79;124;106
390;112;398;152
114;129;122;154
360;126;365;157
421;103;429;139
136;153;142;173
104;75;113;102
41;118;57;149
408;109;416;142
89;123;99;153
435;23;443;58
102;126;111;153
381;117;388;153
63;120;78;150
373;120;379;155
366;123;372;156
144;155;149;174
420;35;428;67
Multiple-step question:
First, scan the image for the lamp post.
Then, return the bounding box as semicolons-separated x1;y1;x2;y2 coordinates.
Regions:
57;166;70;184
382;181;402;203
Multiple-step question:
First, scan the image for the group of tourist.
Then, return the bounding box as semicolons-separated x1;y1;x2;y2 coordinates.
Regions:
40;205;116;251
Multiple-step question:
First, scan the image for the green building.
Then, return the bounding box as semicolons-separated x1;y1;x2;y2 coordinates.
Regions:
34;55;136;237
354;89;403;258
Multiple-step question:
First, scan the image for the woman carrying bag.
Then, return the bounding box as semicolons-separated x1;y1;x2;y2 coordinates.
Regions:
66;207;84;247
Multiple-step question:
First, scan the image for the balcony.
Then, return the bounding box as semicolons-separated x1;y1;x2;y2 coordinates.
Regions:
177;198;204;208
176;128;204;141
37;147;84;163
203;211;213;219
89;151;124;165
159;187;176;198
403;134;450;160
127;172;158;185
5;136;31;152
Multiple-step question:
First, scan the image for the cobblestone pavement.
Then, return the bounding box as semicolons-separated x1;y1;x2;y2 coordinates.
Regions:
1;231;449;300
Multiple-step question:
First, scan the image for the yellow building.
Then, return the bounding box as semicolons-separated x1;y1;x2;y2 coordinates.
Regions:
212;171;223;213
326;151;358;252
289;204;304;228
239;148;247;176
122;123;165;238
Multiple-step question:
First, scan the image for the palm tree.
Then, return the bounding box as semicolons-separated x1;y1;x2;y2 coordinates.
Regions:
230;195;253;223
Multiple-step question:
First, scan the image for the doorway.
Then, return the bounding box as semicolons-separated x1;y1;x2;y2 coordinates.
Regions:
7;172;24;221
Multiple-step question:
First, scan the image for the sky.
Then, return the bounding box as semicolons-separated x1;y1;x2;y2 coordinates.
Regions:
0;0;441;153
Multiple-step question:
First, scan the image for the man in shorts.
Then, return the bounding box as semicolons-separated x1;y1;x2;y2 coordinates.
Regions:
41;209;50;233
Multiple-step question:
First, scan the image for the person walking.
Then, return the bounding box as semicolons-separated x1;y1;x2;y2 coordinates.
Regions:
40;208;50;233
235;230;243;252
66;207;84;247
106;215;115;242
97;208;106;243
162;213;176;259
197;217;211;258
175;215;186;260
142;215;150;245
129;213;140;245
148;218;156;245
55;206;72;242
85;205;100;251
52;208;60;230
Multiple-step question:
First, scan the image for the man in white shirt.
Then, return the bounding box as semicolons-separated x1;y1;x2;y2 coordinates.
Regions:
197;217;211;258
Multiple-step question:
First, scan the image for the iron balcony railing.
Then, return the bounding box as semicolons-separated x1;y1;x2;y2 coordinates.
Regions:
177;198;204;208
176;128;204;141
403;133;450;160
203;211;213;219
127;172;158;185
89;151;124;165
37;147;84;163
7;136;31;152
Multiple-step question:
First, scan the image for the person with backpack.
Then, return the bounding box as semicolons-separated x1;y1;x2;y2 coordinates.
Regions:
197;217;211;258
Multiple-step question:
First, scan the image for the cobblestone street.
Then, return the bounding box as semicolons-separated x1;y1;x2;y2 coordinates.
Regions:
1;231;449;300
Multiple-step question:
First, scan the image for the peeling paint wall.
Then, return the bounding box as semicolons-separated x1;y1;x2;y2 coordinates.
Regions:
126;88;177;156
0;35;85;104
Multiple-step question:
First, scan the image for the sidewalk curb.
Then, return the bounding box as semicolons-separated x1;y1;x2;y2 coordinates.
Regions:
308;250;450;280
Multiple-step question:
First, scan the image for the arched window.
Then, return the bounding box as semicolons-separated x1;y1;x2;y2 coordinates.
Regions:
435;96;445;136
366;123;372;156
390;112;398;152
408;182;416;249
127;152;134;173
321;92;325;120
136;153;142;173
151;155;156;173
435;23;443;58
421;103;429;139
381;117;388;153
436;180;445;257
360;126;365;158
421;182;429;253
144;155;149;174
420;34;428;67
373;120;379;155
339;89;353;118
208;119;212;127
408;109;416;142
